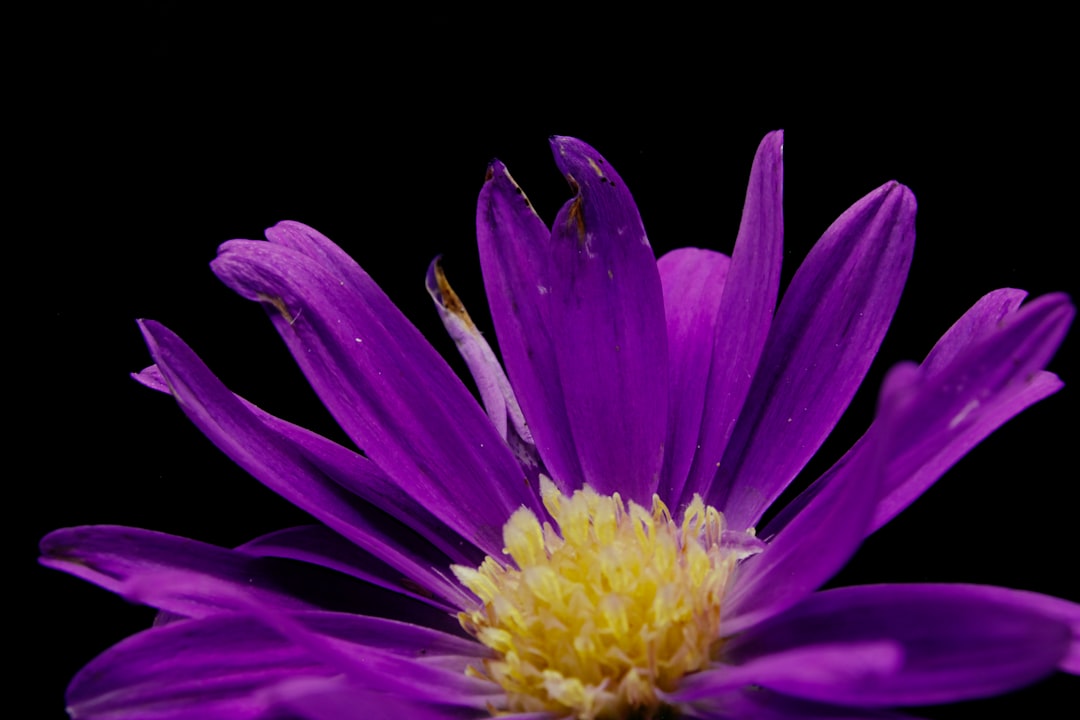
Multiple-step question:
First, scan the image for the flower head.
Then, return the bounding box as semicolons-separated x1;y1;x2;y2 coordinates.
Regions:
42;133;1077;719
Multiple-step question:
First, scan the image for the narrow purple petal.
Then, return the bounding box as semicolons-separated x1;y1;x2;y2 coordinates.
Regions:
679;131;784;504
40;526;324;617
657;247;731;499
138;320;473;609
724;584;1073;707
763;292;1073;540
546;136;668;502
426;258;541;480
136;360;480;567
721;362;906;634
707;182;916;530
212;232;543;554
869;292;1072;531
476;159;583;495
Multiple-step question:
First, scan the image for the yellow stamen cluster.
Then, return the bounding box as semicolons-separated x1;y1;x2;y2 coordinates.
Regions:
452;477;742;720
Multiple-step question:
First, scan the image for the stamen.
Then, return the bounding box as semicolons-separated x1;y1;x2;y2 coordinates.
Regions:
452;476;754;719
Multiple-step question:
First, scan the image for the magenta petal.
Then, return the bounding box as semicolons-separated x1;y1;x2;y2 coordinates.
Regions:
210;236;543;554
545;136;668;502
477;160;583;495
724;584;1073;707
708;182;916;530
679;131;784;504
138;320;474;609
657;247;731;500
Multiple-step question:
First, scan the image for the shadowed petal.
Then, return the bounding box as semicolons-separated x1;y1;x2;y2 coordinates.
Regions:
546;136;668;502
707;182;916;530
211;236;543;554
138;320;474;609
658;248;731;499
678;131;784;504
477;159;583;495
723;584;1073;707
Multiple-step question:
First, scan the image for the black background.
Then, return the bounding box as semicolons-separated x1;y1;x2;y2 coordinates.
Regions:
20;6;1076;718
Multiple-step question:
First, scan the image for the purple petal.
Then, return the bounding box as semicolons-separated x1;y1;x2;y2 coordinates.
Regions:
869;292;1072;531
236;526;465;616
476;159;583;495
67;610;493;720
546;136;668;502
678;131;784;503
707;182;916;530
657;247;731;499
136;360;479;567
675;687;924;719
721;362;907;634
40;526;341;618
138;320;474;609
763;292;1073;540
723;584;1073;707
426;258;541;479
212;229;542;554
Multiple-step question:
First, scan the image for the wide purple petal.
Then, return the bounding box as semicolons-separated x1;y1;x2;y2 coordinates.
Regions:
657;248;731;499
138;320;473;609
721;362;905;634
66;610;494;720
545;136;668;502
675;687;924;719
476;159;583;495
723;584;1073;707
707;182;915;530
678;131;784;504
211;231;543;554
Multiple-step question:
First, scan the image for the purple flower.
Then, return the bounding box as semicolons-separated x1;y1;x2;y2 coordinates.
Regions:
42;133;1077;719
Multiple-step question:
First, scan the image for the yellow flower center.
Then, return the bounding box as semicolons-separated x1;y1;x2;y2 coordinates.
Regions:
452;477;748;720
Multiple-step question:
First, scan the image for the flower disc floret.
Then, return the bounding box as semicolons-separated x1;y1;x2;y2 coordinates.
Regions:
453;477;751;719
